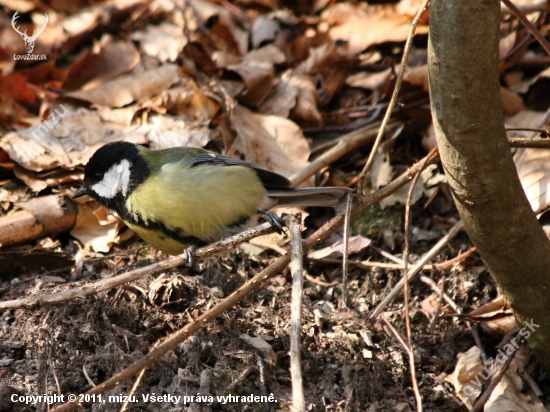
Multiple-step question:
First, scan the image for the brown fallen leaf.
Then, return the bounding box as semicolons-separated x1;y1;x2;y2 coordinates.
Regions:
307;235;372;259
289;74;322;127
328;14;429;55
445;346;485;409
460;295;511;321
515;147;550;213
70;201;126;253
224;60;275;107
0;108;146;172
65;64;180;108
485;346;545;412
131;22;187;63
346;67;392;91
229;105;311;183
63;38;141;91
259;71;299;117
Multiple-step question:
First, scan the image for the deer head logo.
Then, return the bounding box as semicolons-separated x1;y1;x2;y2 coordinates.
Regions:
11;11;49;54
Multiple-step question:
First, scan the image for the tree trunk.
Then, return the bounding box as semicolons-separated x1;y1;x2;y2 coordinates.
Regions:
428;0;550;369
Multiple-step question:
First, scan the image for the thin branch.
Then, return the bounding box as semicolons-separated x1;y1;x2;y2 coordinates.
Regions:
401;149;434;412
0;222;275;311
357;0;430;187
285;214;306;412
369;219;464;320
501;0;550;56
340;191;353;309
419;273;487;362
470;347;518;412
501;1;550;15
289;121;402;187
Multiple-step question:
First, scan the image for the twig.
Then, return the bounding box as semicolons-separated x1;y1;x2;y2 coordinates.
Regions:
420;273;487;362
289;121;402;186
369;245;407;264
427;274;445;333
381;315;412;352
340;191;353;308
257;355;267;397
190;369;213;412
313;246;476;271
506;127;550;135
369;220;464;320
0;222;276;311
470;347;518;412
82;363;95;388
501;0;550;56
304;272;338;287
522;367;543;397
285;214;306;412
501;1;550;15
227;365;254;391
120;368;146;412
401;149;434;412
357;0;430;188
507;137;550;148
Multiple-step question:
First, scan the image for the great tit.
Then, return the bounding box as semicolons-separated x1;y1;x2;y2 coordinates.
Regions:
72;141;350;255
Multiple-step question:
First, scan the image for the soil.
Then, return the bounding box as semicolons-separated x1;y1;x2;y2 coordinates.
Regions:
1;203;534;412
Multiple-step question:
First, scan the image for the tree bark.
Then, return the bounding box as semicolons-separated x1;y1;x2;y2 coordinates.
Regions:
428;0;550;369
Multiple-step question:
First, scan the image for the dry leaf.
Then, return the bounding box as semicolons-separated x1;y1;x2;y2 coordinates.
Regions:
501;87;524;116
445;346;485;409
289;74;322;127
461;295;511;321
63;38;140;91
189;0;248;55
307;235;371;259
239;334;277;364
403;65;429;92
515;148;550;212
70;202;124;253
224;60;274;107
346;68;392;90
244;44;286;65
328;15;428;55
230;105;311;182
65;64;180;107
380;164;445;208
485;346;545;412
0;108;146;172
259;71;299;117
132;22;187;63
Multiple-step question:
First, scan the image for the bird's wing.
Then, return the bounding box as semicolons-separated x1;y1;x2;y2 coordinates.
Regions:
188;154;292;189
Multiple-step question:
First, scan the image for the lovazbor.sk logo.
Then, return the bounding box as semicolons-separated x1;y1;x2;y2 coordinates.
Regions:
12;11;48;61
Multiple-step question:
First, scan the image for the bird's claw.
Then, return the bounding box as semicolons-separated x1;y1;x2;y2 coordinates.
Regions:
263;211;285;234
184;245;197;268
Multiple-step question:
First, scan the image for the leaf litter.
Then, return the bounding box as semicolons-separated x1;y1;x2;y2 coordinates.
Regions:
0;0;550;411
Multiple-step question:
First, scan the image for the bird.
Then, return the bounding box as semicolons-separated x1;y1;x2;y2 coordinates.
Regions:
72;141;350;257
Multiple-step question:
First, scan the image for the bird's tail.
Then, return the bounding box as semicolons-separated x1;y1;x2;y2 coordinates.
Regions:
266;187;351;207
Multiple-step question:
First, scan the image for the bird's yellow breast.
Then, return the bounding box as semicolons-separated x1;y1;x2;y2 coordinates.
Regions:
124;162;266;254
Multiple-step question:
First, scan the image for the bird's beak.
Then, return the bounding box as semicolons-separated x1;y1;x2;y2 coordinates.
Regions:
72;186;89;199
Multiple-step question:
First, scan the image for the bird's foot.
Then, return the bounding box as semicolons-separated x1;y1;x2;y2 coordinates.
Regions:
262;210;285;234
183;245;197;268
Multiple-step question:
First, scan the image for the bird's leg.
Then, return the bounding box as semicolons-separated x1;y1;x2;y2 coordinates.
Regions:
259;210;285;234
183;245;197;268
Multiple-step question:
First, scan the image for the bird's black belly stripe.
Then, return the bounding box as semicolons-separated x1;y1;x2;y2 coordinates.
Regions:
120;207;208;247
226;215;250;229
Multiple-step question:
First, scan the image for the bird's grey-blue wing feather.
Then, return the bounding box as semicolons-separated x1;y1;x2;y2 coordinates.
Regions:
188;154;292;189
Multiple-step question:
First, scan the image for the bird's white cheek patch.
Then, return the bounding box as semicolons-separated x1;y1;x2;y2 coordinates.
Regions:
91;159;131;199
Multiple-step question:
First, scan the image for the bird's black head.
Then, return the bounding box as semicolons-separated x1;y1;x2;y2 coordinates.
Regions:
73;141;149;212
